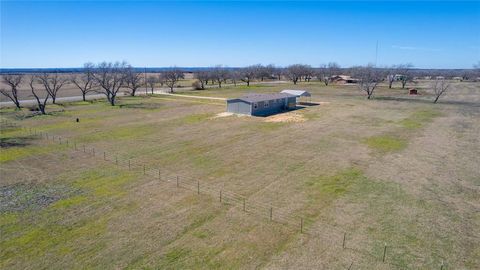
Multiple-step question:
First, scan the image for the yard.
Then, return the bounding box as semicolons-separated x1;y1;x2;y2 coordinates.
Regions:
1;81;479;269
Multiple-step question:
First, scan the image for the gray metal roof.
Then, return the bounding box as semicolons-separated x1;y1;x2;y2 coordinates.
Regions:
228;93;295;104
280;89;311;97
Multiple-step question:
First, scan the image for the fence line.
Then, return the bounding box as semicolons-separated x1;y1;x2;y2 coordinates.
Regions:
0;119;449;269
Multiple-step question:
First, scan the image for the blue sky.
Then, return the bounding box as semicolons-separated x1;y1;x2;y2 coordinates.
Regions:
1;1;479;69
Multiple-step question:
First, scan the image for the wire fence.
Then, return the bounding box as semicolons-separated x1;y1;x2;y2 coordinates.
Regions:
0;118;450;269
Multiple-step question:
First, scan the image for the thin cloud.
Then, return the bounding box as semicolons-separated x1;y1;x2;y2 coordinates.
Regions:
392;45;442;52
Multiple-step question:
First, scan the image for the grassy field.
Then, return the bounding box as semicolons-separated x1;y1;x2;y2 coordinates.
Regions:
1;81;479;269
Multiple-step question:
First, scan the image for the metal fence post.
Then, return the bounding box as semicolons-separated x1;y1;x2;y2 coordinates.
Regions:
197;181;200;194
176;176;179;188
219;190;222;202
343;232;346;249
300;218;303;234
243;198;246;212
270;208;273;221
382;243;387;263
158;169;161;180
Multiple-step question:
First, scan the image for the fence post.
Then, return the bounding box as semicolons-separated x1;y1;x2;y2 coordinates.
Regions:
66;140;69;146
74;142;77;150
382;243;387;263
92;148;95;156
158;169;161;180
343;232;346;249
143;165;146;175
46;133;49;140
300;218;303;233
59;137;62;144
128;160;131;170
219;190;222;202
115;156;118;165
83;145;86;152
440;260;444;270
270;208;273;221
197;181;200;194
176;176;179;188
104;152;106;161
243;198;246;212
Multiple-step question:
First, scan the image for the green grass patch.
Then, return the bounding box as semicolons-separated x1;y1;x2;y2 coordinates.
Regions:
363;135;407;153
50;195;87;209
399;109;441;130
72;169;135;198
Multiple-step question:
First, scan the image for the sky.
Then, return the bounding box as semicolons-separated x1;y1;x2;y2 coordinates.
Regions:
1;1;479;69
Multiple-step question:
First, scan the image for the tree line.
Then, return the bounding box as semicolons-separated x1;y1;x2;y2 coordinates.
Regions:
1;61;479;113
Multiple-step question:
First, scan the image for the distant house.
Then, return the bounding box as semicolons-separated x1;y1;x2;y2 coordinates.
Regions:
226;93;297;116
330;75;358;84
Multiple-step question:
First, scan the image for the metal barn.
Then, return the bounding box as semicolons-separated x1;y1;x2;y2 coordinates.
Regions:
226;93;296;116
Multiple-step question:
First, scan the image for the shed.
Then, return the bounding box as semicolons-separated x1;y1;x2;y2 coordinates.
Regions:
226;93;296;116
409;88;418;95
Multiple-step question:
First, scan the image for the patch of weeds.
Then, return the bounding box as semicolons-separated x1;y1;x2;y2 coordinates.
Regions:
0;183;79;213
363;135;407;153
0;136;34;148
399;109;441;130
163;247;191;264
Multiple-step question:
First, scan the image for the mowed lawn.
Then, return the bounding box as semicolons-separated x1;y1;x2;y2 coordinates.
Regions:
1;81;479;269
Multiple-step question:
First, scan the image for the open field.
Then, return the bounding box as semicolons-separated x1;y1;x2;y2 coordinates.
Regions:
1;81;479;269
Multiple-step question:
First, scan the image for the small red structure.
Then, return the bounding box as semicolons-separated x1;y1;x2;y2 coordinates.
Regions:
409;88;418;95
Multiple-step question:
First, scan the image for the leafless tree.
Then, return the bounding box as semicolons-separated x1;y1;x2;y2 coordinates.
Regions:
432;79;449;103
70;63;95;102
285;64;306;84
146;76;157;94
91;61;129;106
318;62;340;86
303;65;315;82
37;71;68;104
124;66;143;96
28;75;49;114
240;66;257;86
0;74;23;109
272;66;283;80
229;70;241;86
396;64;414;88
353;65;384;99
159;68;184;93
194;70;210;89
386;65;397;89
211;66;229;88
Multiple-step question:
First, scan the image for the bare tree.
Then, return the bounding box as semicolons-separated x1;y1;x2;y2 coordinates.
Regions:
1;74;23;109
318;62;340;86
37;72;68;104
353;65;384;99
272;66;283;80
124;66;143;96
28;75;49;114
211;66;229;88
193;70;210;90
91;61;129;106
285;64;306;84
159;68;184;93
386;65;397;89
229;69;241;86
146;76;157;94
70;63;95;102
240;66;257;86
432;79;449;103
397;64;414;88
